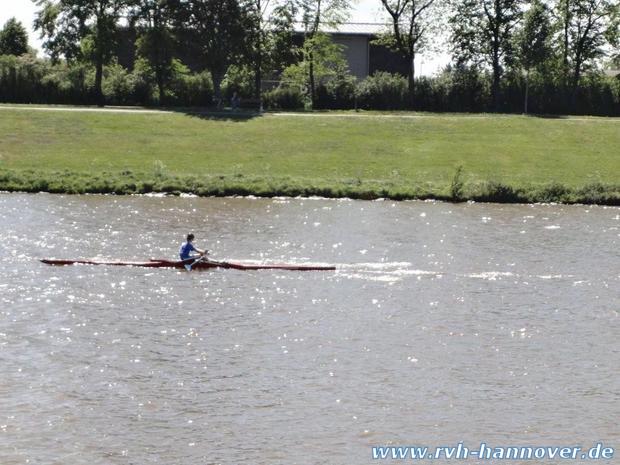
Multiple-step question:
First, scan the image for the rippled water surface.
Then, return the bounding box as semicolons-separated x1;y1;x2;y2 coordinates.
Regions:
0;193;618;465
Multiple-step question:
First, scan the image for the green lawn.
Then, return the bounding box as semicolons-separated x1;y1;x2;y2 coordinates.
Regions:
0;107;618;203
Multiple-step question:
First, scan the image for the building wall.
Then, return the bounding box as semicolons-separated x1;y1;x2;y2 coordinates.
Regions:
332;34;413;80
369;43;410;78
331;34;369;80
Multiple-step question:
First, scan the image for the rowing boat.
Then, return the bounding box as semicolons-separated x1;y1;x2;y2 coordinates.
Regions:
40;258;336;271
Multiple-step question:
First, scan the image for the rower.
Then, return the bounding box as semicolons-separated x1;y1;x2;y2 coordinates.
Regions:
179;233;207;263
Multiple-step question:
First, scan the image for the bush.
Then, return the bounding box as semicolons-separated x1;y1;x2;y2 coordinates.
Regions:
168;68;214;106
1;52;619;115
131;58;156;105
356;72;409;110
450;166;465;201
0;54;50;103
103;62;137;105
474;181;527;203
221;64;255;100
315;71;356;109
263;85;306;110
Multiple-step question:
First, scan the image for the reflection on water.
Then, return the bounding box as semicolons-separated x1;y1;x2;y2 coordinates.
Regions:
0;193;618;465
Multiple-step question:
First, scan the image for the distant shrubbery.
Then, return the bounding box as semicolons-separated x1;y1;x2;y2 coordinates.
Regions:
1;53;619;115
282;65;620;115
355;72;409;110
0;54;214;106
262;85;306;110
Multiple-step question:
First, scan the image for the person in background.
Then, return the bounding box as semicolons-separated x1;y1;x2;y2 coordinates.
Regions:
231;91;241;111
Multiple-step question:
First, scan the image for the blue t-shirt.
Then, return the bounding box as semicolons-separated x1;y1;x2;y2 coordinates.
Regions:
179;242;196;260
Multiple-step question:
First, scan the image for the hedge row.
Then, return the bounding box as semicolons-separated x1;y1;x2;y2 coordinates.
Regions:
2;54;619;115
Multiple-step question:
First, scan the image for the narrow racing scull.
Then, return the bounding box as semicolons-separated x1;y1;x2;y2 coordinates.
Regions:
40;258;336;271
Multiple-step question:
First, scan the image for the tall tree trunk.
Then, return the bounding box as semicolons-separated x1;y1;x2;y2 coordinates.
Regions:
309;50;316;105
491;22;501;112
571;57;581;111
524;70;529;114
157;66;165;105
213;71;224;108
95;9;105;107
492;58;500;112
562;0;570;76
255;0;262;105
562;0;571;109
95;56;104;107
154;13;164;106
255;42;262;101
408;51;415;109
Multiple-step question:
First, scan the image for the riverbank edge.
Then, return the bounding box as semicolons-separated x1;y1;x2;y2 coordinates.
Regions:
1;169;618;206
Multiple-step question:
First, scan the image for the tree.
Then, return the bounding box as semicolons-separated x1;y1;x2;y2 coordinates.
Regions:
378;0;445;105
282;31;347;93
130;0;176;104
554;0;619;91
450;0;523;111
264;2;298;74
0;18;29;56
244;1;300;104
170;0;249;106
34;0;129;106
242;0;270;102
517;0;552;113
296;0;351;103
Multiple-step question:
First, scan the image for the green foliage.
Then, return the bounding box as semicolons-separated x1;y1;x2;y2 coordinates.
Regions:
554;0;619;86
33;0;130;104
171;0;249;100
297;0;351;33
474;181;527;203
450;0;523;109
168;67;214;106
450;166;465;201
356;72;409;110
281;32;349;103
131;0;176;104
221;64;255;99
41;61;93;102
315;69;357;109
377;0;447;95
0;18;29;56
1;53;619;114
0;166;617;204
262;85;306;110
131;58;157;104
518;0;552;72
102;61;136;105
263;3;298;76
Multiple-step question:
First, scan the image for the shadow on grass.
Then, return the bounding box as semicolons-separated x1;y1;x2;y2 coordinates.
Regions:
526;113;574;119
159;105;264;122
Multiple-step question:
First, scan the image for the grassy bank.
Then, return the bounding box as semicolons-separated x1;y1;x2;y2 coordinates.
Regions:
0;107;618;204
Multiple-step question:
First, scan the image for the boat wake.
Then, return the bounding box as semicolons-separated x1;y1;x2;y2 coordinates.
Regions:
334;262;441;283
332;262;579;284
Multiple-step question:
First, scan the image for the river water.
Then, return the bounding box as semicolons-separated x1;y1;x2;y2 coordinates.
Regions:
0;193;618;465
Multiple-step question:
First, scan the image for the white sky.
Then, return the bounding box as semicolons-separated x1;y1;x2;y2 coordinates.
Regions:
0;0;447;74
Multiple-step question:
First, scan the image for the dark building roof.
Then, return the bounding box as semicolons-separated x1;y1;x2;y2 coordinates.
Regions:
293;22;388;36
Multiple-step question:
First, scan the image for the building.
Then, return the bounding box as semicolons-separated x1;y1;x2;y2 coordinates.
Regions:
603;69;620;79
293;22;410;80
115;22;409;82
